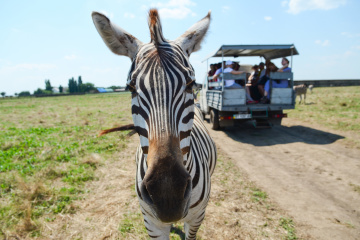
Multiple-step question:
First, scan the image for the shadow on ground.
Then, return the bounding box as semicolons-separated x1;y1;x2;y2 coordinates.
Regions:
206;120;344;147
170;226;185;240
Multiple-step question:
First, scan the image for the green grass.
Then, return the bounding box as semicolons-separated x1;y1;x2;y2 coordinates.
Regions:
349;183;360;194
118;212;148;238
0;93;132;236
288;86;360;131
251;188;268;202
280;217;297;240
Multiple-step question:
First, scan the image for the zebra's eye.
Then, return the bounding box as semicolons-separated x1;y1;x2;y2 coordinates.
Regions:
185;79;195;93
127;84;137;95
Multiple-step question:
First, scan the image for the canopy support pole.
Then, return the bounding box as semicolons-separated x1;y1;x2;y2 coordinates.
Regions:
222;48;224;91
291;47;293;70
206;58;209;90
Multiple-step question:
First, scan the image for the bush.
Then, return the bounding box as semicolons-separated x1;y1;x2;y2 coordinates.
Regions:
18;91;31;97
34;88;52;95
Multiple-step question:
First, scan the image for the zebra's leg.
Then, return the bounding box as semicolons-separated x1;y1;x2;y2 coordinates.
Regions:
299;94;302;104
184;211;206;240
304;93;306;104
142;213;171;240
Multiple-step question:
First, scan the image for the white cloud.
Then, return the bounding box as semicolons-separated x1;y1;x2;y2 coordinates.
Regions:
281;0;289;7
222;6;230;12
124;12;136;19
352;45;360;50
285;0;346;14
64;54;77;60
264;16;272;21
315;39;330;46
150;0;197;19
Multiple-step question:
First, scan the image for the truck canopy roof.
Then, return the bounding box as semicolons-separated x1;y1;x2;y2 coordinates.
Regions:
203;44;299;62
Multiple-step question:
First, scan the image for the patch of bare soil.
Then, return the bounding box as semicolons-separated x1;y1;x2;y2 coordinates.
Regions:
204;118;360;240
35;126;308;239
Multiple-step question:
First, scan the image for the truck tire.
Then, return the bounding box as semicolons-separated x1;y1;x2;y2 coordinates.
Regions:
210;109;220;130
269;110;283;126
202;111;206;120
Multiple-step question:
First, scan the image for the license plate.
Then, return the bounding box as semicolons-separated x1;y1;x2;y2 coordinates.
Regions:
233;114;251;119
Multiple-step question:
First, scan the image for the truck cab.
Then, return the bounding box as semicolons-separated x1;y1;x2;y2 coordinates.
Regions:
199;44;299;129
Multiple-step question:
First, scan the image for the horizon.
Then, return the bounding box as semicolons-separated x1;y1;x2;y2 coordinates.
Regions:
1;0;360;96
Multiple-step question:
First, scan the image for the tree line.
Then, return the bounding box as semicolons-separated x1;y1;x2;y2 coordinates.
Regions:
2;76;125;98
29;76;96;96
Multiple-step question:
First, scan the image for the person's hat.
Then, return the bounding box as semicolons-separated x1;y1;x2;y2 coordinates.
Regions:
226;60;233;65
259;62;265;66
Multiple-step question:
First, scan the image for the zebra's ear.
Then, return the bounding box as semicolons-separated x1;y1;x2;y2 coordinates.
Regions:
175;11;211;57
92;12;143;60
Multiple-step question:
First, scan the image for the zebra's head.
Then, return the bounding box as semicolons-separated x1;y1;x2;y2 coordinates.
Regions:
92;9;210;222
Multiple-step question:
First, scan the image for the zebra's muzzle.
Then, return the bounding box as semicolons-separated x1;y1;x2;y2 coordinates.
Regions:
140;172;192;223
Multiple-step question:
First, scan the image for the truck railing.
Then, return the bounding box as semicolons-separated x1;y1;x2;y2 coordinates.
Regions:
269;72;293;80
207;72;247;89
222;72;247;80
268;72;294;104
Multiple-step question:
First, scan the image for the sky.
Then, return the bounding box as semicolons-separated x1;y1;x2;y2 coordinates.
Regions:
1;0;360;96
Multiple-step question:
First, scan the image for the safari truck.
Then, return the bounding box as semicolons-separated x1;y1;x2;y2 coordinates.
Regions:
199;44;299;129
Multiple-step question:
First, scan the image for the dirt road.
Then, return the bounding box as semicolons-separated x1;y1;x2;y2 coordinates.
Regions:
204;118;360;240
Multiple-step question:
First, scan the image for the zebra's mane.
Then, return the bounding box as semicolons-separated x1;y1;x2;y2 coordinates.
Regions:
148;9;167;46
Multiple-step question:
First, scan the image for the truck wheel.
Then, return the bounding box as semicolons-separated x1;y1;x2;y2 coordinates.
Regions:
210;109;220;130
202;111;206;120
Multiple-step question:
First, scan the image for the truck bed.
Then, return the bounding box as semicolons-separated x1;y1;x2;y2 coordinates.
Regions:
206;89;295;112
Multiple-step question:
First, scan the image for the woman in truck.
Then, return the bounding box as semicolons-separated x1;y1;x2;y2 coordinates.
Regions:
260;58;291;103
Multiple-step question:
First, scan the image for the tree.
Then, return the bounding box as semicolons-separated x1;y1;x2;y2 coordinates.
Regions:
81;82;96;92
1;92;5;97
78;76;84;92
14;93;18;97
18;91;31;97
45;79;52;91
34;88;52;95
78;76;82;85
59;85;63;93
68;77;78;93
34;88;45;95
108;85;122;90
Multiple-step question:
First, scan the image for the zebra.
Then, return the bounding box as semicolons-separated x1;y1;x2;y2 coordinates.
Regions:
92;9;217;240
293;84;308;104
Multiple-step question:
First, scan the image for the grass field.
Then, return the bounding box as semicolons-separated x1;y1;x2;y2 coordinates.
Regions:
1;86;359;238
0;93;132;237
288;86;360;132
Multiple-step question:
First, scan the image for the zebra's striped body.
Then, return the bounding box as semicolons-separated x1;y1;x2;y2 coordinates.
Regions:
92;8;216;239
